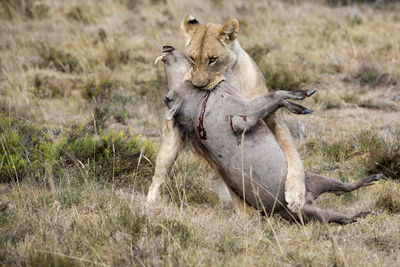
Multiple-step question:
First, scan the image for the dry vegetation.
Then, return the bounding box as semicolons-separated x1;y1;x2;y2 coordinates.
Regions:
1;0;400;265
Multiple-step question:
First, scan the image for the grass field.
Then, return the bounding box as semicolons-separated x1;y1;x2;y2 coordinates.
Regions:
1;0;400;265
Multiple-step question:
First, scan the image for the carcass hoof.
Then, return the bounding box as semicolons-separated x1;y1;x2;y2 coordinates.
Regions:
360;173;384;187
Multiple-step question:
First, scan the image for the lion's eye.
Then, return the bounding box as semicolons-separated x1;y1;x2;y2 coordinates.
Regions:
209;56;217;64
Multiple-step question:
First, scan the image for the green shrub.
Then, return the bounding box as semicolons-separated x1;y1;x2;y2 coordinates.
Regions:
0;113;48;182
0;111;158;187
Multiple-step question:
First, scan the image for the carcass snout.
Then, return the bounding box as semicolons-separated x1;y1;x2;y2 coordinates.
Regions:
155;45;176;64
164;91;176;108
164;93;173;105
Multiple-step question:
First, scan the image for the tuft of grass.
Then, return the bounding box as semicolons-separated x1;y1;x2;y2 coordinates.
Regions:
340;94;398;111
117;204;148;242
245;44;308;91
304;131;400;180
110;93;133;124
32;74;64;98
65;5;95;24
105;47;130;70
354;58;397;87
163;170;220;206
28;252;77;266
37;45;82;73
117;0;141;10
314;138;358;163
313;94;342;110
0;0;49;20
263;63;309;91
375;186;400;214
63;128;157;187
340;93;358;103
357;99;397;111
134;70;166;105
82;77;114;103
363;133;400;180
302;130;399;178
246;44;271;65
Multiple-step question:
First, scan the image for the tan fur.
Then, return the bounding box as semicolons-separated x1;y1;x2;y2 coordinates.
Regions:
181;15;305;212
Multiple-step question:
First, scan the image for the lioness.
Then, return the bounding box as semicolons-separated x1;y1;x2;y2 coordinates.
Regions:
148;16;305;212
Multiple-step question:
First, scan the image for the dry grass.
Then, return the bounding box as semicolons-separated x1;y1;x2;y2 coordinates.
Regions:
1;0;400;265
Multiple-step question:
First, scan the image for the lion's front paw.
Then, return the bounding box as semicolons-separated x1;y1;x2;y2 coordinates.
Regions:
147;183;161;203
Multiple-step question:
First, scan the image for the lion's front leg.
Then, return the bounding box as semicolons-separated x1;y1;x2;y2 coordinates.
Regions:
267;114;305;213
147;115;184;203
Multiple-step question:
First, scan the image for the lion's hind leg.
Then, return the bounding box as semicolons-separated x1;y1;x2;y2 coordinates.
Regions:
267;115;305;213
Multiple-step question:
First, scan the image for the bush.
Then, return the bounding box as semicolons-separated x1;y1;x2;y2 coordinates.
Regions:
0;111;158;188
0;113;50;182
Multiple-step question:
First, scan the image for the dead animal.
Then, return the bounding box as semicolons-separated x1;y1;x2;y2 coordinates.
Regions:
156;46;382;224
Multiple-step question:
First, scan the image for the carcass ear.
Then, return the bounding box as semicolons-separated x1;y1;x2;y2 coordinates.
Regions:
181;14;201;36
219;18;239;46
166;102;182;121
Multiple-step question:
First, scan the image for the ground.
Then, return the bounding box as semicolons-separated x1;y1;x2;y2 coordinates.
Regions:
0;0;400;265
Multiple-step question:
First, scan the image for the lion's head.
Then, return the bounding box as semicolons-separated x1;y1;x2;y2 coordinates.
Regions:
181;15;239;91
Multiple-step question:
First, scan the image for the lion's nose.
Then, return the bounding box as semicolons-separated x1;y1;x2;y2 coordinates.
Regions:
192;75;209;88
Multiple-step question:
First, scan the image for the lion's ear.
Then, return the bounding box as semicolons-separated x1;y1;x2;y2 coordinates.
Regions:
181;14;200;36
219;18;239;46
